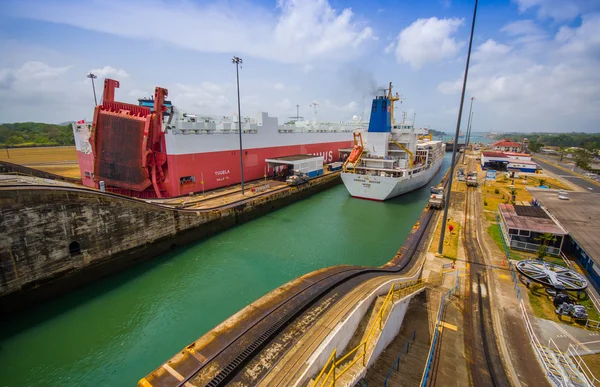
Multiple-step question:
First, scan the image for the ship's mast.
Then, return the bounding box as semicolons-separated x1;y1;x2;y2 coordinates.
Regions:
387;82;401;125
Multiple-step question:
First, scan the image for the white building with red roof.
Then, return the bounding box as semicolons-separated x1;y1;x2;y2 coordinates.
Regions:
481;150;538;172
491;138;522;152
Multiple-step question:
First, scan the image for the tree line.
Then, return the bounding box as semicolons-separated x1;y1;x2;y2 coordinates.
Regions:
492;132;600;152
0;122;75;147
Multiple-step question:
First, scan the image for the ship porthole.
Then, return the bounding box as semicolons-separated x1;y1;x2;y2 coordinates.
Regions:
69;241;82;256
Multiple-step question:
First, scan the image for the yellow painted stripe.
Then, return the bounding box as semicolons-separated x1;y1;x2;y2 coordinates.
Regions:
499;274;511;281
440;321;458;331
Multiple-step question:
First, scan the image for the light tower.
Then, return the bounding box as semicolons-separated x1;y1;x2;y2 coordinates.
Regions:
231;56;245;195
87;73;98;106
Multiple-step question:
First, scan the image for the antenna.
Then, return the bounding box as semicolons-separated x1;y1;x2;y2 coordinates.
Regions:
310;102;319;119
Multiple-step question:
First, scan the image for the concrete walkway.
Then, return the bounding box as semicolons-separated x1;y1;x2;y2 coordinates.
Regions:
535;317;600;353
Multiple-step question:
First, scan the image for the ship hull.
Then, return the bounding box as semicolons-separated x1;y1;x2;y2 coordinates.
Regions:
341;156;443;201
74;134;351;197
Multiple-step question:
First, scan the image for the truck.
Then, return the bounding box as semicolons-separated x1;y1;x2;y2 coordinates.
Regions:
466;171;478;187
457;168;465;182
428;186;445;209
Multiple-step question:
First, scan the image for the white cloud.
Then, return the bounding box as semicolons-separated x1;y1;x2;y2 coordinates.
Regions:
513;0;598;21
0;61;92;122
555;14;600;59
390;17;464;69
171;82;231;114
89;66;129;78
437;15;600;131
501;19;541;36
7;0;374;65
472;39;511;62
14;61;71;80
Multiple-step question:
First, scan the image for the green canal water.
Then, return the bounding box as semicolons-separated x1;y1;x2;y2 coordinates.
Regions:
1;155;451;387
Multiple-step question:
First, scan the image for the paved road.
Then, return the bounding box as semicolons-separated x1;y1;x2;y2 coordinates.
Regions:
535;317;600;354
534;157;599;193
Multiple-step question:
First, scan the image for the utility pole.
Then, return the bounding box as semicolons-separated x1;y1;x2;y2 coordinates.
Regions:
296;104;300;121
232;56;245;195
438;0;479;256
461;97;475;164
87;73;98;106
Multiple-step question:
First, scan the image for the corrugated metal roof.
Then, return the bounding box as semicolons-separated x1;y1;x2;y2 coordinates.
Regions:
531;189;600;264
499;203;567;235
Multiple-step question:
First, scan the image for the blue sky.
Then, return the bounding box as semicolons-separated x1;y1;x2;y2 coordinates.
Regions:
1;0;599;133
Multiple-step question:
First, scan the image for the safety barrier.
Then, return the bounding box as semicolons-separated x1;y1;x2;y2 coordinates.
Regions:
313;272;446;387
419;270;460;387
566;343;600;386
547;339;591;386
383;330;416;387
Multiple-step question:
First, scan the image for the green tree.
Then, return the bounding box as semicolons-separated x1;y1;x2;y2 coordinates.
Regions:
529;141;543;153
538;179;546;187
574;149;592;170
558;147;567;162
509;187;517;203
535;232;557;261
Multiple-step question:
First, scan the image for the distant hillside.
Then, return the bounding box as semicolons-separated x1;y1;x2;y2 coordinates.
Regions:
429;129;445;137
0;122;74;147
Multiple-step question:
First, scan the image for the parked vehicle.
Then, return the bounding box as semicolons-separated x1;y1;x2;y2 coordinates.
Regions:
286;170;310;186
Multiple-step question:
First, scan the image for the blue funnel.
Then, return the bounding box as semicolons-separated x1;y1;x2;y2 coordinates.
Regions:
367;95;391;133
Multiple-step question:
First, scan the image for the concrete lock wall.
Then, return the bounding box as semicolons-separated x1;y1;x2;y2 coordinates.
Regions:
367;293;414;369
0;173;341;310
298;271;422;387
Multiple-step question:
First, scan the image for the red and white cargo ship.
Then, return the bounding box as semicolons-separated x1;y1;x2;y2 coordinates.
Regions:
73;78;366;198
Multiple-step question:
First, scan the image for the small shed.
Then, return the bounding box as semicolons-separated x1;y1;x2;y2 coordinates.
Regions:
498;203;567;255
265;154;324;178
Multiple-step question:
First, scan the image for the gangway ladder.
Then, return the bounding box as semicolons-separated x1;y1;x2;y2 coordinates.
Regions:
343;131;365;172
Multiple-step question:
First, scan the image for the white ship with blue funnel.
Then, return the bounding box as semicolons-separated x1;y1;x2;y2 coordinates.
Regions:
341;83;445;201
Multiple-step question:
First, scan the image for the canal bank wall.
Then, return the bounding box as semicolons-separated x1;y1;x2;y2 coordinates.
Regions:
0;173;341;311
140;163;455;386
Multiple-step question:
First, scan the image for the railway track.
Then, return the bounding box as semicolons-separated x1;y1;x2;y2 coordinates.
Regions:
2;158;456;385
463;185;510;387
177;209;436;386
152;158;462;386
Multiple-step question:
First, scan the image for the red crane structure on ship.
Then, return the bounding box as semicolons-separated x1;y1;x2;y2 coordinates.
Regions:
90;78;169;198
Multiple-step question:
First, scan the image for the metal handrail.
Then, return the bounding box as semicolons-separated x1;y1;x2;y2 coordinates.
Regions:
587;290;600;316
420;270;460;387
559;250;572;268
520;300;568;386
548;338;591;386
383;330;416;386
566;343;600;385
312;272;445;387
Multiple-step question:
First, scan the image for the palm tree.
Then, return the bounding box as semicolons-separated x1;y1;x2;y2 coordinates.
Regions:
535;232;557;261
508;187;517;203
538;179;546;187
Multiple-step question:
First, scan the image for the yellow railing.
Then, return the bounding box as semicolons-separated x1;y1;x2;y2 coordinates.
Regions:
390;139;413;168
313;272;446;387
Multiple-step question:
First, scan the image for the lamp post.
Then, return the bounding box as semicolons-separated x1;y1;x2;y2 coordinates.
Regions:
438;0;479;256
466;110;474;147
232;56;245;195
461;97;475;164
87;73;98;106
